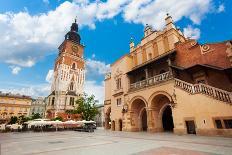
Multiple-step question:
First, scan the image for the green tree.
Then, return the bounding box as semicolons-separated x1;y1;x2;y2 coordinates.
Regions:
9;116;18;124
18;115;31;124
75;93;100;121
32;113;41;120
52;116;63;121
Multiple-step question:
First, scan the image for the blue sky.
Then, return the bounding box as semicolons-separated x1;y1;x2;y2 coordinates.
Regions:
0;0;231;103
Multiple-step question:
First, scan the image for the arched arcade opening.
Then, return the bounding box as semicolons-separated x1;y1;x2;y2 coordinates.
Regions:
130;98;148;131
150;93;174;132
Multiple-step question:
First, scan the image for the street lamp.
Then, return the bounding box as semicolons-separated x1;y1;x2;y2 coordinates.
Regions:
122;104;128;113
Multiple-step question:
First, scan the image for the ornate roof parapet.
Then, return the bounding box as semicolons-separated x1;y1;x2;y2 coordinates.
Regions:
226;41;232;66
105;72;111;80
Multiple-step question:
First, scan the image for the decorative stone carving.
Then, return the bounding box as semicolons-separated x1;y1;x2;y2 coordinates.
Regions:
190;40;197;47
105;72;111;80
200;44;214;54
226;41;232;66
114;68;122;79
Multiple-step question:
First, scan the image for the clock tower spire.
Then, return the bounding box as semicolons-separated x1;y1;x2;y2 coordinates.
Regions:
46;19;85;119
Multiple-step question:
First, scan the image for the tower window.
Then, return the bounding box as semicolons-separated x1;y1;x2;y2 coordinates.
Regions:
72;63;76;70
117;98;122;106
70;82;74;91
51;97;55;106
148;53;152;60
116;78;122;90
70;97;75;106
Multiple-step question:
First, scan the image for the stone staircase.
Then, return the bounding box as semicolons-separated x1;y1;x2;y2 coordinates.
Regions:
174;79;232;104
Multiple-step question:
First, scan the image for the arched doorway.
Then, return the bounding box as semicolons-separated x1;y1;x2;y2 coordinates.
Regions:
111;120;115;131
150;93;174;132
162;105;174;132
105;107;111;130
119;119;122;131
130;97;147;131
141;109;147;131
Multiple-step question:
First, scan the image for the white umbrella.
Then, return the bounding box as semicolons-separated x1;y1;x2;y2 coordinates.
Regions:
64;120;77;125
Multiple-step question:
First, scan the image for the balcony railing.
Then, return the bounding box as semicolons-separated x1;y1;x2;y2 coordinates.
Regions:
129;71;173;91
174;79;232;104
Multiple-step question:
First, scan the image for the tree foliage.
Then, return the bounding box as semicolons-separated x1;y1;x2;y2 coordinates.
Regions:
9;116;18;124
31;113;41;120
52;116;63;121
18;115;31;124
75;93;99;121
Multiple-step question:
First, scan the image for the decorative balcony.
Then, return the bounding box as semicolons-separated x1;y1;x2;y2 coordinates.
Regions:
174;79;232;104
129;71;173;91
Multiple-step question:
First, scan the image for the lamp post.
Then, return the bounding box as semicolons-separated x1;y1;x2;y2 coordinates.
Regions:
122;104;128;113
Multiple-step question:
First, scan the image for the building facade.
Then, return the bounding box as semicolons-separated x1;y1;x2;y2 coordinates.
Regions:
104;15;232;137
29;97;46;118
0;92;32;123
46;19;85;119
94;104;104;127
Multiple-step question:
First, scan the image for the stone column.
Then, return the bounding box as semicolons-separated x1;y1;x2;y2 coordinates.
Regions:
146;108;155;132
104;116;110;129
152;109;162;132
144;68;149;79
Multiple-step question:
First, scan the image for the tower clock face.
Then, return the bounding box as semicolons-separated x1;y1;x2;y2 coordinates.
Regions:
72;45;78;53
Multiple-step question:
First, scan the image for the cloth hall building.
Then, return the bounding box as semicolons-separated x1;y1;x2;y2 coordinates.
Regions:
104;15;232;137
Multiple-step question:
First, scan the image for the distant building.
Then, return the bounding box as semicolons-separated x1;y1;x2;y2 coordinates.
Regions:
94;104;104;127
29;97;46;118
104;14;232;137
0;92;32;123
46;19;85;120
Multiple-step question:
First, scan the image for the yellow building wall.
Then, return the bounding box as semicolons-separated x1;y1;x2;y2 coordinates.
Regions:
0;96;32;120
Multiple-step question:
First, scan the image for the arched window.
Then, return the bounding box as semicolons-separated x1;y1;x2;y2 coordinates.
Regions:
51;97;55;106
70;82;74;91
69;97;75;106
148;53;152;60
72;63;76;69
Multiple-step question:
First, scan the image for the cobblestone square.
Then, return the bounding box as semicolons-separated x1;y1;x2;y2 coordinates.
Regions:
1;129;232;155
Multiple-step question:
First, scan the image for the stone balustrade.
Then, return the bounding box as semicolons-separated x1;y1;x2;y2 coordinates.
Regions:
129;71;173;91
174;79;232;104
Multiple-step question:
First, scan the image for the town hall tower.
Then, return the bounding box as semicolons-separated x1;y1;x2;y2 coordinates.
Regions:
46;19;85;118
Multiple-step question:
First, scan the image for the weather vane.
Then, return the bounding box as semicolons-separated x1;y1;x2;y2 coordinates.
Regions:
75;16;77;23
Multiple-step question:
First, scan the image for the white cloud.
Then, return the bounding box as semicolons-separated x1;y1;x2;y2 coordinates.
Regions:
96;0;129;20
91;53;96;58
217;4;225;13
84;80;104;104
0;84;51;98
0;1;105;69
43;0;49;4
0;79;104;103
9;66;21;75
86;58;110;75
0;0;222;71
183;25;201;40
46;69;54;83
123;0;213;29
